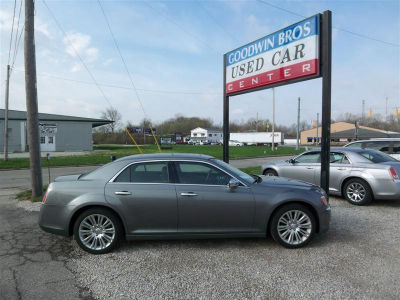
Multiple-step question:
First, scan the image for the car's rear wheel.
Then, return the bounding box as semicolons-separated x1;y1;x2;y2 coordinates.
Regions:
270;204;316;248
343;178;372;205
73;208;122;254
263;169;278;176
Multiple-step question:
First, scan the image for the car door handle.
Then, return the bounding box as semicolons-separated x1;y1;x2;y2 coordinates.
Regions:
337;168;347;171
306;167;314;169
180;192;198;197
115;191;131;195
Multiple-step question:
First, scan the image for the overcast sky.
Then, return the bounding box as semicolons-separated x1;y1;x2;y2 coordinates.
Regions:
0;0;399;127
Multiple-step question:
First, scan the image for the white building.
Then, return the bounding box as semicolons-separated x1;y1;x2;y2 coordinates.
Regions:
190;127;223;143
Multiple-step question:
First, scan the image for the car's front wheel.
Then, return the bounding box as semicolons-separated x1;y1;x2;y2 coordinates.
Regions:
73;208;123;254
343;178;372;205
270;204;316;248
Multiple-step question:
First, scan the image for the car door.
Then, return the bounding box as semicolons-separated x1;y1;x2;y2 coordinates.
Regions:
327;152;352;193
279;152;320;184
173;161;255;233
105;161;177;234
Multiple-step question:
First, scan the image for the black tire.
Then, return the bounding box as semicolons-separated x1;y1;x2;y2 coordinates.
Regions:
263;169;278;177
73;208;123;254
343;178;372;206
270;203;316;248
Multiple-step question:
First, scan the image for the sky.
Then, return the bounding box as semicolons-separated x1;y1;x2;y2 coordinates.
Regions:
0;0;399;128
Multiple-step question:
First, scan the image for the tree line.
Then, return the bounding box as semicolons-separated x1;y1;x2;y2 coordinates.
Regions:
94;107;399;144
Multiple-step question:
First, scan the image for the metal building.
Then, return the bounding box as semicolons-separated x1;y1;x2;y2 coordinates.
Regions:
1;109;111;152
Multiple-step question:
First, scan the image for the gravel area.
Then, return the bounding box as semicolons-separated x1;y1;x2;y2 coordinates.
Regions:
15;200;41;212
64;197;400;299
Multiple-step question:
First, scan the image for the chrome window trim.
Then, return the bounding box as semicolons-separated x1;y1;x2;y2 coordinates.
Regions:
108;159;249;187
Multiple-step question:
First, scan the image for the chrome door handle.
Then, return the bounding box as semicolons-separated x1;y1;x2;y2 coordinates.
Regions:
306;167;314;169
337;168;347;170
115;191;131;195
180;192;198;196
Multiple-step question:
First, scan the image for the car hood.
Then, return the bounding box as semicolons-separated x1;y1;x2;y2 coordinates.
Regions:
257;175;319;190
54;174;81;182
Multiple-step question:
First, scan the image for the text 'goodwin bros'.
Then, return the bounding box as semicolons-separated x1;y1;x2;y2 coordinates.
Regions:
225;15;320;95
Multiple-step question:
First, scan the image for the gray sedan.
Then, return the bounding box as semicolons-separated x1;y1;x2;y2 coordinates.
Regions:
39;153;330;254
261;148;400;205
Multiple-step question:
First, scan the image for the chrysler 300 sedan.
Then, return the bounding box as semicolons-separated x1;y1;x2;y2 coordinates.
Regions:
261;148;400;205
39;154;331;254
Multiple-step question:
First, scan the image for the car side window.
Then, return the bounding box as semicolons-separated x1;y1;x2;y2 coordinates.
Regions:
295;152;320;163
393;142;400;154
365;141;390;153
330;152;350;164
114;162;169;183
175;162;232;185
346;142;362;149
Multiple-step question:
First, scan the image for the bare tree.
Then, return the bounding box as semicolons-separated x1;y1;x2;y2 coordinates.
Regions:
100;107;122;133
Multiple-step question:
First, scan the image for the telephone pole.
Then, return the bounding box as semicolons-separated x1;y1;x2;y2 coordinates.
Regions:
25;0;43;198
3;65;10;160
385;97;388;121
296;97;300;150
271;88;275;151
362;99;365;123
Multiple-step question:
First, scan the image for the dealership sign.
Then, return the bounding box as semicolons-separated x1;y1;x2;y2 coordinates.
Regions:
225;15;320;95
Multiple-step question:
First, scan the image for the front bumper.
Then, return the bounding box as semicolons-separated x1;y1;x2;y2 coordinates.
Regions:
318;205;331;234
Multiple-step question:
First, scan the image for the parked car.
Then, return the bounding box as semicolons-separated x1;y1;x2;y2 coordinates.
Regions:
261;148;400;205
229;140;244;146
39;153;330;254
344;138;400;160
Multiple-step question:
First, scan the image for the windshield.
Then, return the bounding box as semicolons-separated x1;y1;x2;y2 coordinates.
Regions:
359;150;396;163
211;159;255;184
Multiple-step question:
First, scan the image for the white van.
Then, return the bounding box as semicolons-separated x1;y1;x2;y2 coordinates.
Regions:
344;138;400;160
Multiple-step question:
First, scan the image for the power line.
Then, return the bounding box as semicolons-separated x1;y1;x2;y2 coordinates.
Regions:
256;0;399;47
12;68;222;95
42;0;114;108
97;0;148;117
143;1;222;55
7;0;17;64
195;0;240;44
11;24;24;71
10;0;23;73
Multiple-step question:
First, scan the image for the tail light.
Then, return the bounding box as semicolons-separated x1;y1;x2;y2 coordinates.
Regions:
389;167;399;180
320;196;328;206
42;189;49;204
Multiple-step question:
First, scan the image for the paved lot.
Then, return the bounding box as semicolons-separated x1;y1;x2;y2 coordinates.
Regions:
1;187;399;299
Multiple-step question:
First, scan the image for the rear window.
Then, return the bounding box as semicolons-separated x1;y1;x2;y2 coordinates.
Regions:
359;150;396;163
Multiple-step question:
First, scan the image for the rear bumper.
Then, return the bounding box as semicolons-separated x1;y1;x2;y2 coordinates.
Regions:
38;204;70;236
373;180;400;200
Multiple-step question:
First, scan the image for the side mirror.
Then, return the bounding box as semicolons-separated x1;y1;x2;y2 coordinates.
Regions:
289;158;296;164
228;178;240;190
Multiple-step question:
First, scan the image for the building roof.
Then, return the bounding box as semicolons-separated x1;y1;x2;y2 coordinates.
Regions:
301;121;400;137
0;109;112;128
191;127;222;132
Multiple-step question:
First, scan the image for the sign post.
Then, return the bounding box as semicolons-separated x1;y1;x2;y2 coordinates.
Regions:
223;11;332;199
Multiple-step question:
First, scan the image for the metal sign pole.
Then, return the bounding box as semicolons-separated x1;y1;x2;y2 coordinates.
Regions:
320;10;332;200
223;54;229;163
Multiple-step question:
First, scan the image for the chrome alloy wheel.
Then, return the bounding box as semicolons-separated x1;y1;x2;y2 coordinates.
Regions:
78;214;115;251
346;182;366;202
277;210;312;245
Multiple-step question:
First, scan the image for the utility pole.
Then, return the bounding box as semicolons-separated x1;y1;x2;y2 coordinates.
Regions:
3;65;10;160
271;88;275;151
296;97;300;150
362;99;365;123
256;112;258;131
24;0;43;198
385;97;388;121
316;113;319;145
